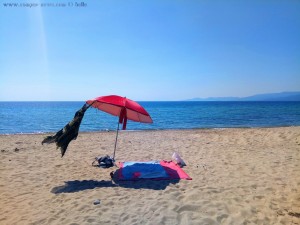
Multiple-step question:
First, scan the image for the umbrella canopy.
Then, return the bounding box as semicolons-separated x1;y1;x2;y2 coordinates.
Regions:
86;95;153;160
86;95;153;130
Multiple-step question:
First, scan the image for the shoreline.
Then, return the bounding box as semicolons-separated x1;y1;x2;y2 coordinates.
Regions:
1;125;300;136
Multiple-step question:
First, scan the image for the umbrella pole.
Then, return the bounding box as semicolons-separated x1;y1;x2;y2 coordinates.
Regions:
112;121;120;160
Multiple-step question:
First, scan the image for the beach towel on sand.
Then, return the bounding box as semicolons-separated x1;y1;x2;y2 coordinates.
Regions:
117;160;192;180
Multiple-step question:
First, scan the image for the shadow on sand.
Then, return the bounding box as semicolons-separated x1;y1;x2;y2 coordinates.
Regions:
51;180;116;194
51;174;180;194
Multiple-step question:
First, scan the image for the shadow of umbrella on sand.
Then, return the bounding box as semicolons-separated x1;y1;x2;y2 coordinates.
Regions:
86;95;153;160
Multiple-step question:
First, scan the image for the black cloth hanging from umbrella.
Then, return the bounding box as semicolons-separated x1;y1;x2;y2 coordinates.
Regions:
42;103;91;157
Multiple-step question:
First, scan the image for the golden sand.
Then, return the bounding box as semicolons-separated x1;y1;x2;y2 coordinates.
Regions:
0;127;299;225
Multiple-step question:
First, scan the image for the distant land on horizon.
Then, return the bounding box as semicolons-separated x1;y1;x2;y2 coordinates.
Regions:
186;91;300;101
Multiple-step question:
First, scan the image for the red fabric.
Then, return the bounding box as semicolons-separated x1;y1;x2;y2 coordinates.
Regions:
118;107;127;130
86;95;153;129
118;162;124;180
87;95;150;117
119;107;126;123
122;116;127;130
160;161;192;180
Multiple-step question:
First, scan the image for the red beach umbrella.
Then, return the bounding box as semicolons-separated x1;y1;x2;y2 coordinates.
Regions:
86;95;153;159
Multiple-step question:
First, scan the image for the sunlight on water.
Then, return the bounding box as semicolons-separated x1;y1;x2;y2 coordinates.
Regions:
0;101;300;134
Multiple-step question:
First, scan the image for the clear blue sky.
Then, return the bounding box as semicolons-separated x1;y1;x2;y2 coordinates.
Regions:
0;0;299;101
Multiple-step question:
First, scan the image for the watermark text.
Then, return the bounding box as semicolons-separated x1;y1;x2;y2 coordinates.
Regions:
2;2;87;8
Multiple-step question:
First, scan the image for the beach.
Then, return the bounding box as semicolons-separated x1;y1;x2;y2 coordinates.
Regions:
0;127;299;225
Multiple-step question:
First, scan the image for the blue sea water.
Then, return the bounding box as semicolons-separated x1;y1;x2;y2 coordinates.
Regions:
0;101;300;134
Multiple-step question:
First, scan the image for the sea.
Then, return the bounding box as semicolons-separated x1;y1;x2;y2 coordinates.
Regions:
0;101;300;134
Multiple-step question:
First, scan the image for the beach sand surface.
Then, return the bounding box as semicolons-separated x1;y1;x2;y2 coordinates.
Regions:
0;127;299;225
